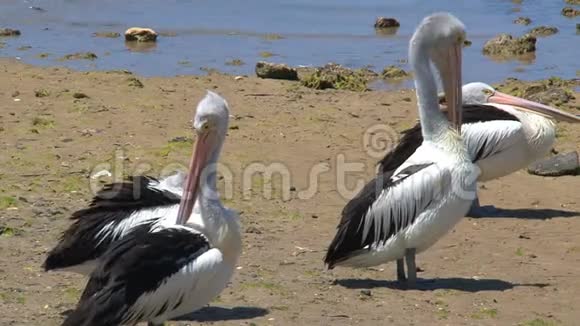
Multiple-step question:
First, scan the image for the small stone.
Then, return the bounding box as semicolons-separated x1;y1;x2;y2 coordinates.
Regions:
93;31;121;38
0;28;21;37
382;65;409;79
80;128;97;136
73;92;89;99
125;27;158;42
225;59;244;66
483;33;536;56
255;61;298;80
374;17;400;29
513;17;532;25
289;186;296;191
245;226;262;234
35;89;50;97
562;7;580;17
11;91;20;97
60;52;98;61
311;214;318;219
360;289;372;297
169;136;190;143
127;77;144;88
527;151;580;176
527;26;559;37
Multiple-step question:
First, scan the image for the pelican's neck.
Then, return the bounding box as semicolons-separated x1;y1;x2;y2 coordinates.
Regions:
410;46;451;142
190;134;240;256
195;133;224;217
493;104;556;157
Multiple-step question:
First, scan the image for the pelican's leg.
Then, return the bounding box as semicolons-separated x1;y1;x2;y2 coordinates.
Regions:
405;248;417;286
396;258;406;282
468;195;481;214
466;192;499;217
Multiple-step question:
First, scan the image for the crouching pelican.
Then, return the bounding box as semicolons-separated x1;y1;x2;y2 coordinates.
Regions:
378;82;580;216
324;13;478;285
62;91;242;326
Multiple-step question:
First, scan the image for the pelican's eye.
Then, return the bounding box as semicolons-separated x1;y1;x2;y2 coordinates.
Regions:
482;89;493;96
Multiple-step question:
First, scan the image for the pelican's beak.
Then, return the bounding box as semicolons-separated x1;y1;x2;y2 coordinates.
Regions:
441;43;463;132
176;129;213;225
488;91;580;123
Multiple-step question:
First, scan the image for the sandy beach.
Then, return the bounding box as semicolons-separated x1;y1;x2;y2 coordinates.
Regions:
0;57;579;325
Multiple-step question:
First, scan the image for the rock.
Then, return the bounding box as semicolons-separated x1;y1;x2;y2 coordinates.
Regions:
60;52;98;61
124;27;158;42
255;61;298;80
495;77;575;106
528;152;579;176
513;17;532;25
527;26;559;37
93;31;121;38
73;92;89;99
577;23;580;32
482;33;536;56
127;77;144;88
565;0;580;4
382;65;410;79
360;289;372;297
374;17;400;29
245;226;262;234
225;59;244;66
562;7;580;17
300;63;374;91
0;28;21;37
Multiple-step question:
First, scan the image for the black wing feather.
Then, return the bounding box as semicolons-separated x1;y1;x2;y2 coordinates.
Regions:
44;176;181;272
324;163;433;268
378;104;519;173
64;225;209;326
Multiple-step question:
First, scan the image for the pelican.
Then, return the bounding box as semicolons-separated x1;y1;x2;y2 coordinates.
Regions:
43;149;201;276
378;82;580;216
62;91;242;326
324;13;478;285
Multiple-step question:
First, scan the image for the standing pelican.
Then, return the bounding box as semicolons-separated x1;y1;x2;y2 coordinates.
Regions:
378;82;580;216
324;13;478;285
62;91;242;326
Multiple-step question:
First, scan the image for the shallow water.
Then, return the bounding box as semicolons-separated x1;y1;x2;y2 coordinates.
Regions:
0;0;578;88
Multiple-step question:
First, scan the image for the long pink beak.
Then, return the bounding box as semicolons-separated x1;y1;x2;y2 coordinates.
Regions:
176;132;211;225
489;91;580;123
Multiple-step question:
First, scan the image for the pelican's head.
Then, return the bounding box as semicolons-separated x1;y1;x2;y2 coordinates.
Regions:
411;12;466;132
446;82;580;123
194;90;230;139
176;91;230;225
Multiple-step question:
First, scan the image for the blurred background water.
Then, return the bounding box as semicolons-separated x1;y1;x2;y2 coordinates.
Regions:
0;0;578;88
